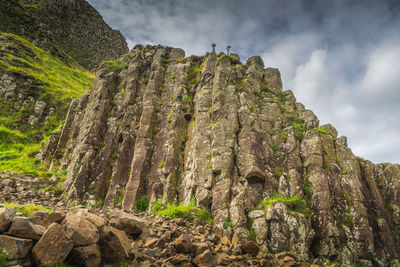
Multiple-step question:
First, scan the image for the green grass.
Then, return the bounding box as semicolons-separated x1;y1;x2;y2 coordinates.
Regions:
261;193;312;218
274;167;283;176
155;199;213;223
0;203;52;217
0;249;6;264
293;118;305;141
223;220;234;229
136;195;149;212
317;127;329;134
103;57;128;73
342;215;354;228
0;33;94;176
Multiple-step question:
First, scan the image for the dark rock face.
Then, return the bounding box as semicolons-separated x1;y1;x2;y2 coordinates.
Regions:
42;46;400;265
0;0;128;71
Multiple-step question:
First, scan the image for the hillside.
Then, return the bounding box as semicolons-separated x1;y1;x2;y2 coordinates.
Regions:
39;45;400;266
0;0;128;71
0;33;94;175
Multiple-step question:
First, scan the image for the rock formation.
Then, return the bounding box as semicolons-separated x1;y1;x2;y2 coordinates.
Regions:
41;45;400;265
0;0;128;71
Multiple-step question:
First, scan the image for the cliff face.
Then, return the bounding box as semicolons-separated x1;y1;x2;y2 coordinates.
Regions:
41;45;400;265
0;0;128;71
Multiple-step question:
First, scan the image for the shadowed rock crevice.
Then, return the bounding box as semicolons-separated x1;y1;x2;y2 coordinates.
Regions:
41;45;400;265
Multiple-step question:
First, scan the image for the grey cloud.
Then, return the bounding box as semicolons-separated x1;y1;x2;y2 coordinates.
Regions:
87;0;400;163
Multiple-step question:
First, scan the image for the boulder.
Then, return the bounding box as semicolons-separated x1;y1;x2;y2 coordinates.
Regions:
109;210;145;235
63;213;99;246
0;235;33;259
241;241;259;257
193;249;214;267
173;234;193;254
76;209;105;229
0;206;16;233
8;216;45;240
68;244;101;267
99;226;131;261
32;223;73;267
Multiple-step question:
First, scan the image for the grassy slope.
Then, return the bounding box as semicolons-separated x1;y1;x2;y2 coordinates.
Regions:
0;33;94;176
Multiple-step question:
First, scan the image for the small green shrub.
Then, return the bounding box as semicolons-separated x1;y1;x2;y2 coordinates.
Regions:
159;160;165;169
342;215;354;228
293;119;305;141
341;169;349;175
317;127;329;134
95;199;104;209
151;200;164;214
136;195;149;211
261;193;312;218
103;58;128;73
156;199;213;223
261;85;270;93
279;131;288;140
223;220;234;229
0;203;52;217
274;167;283;176
0;249;7;264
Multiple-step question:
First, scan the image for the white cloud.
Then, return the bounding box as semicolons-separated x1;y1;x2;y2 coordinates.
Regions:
86;0;400;163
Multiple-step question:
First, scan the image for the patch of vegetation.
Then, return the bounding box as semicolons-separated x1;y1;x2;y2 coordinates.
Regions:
317;127;329;134
279;131;288;140
155;199;213;223
341;169;349;175
293;118;305;141
136;195;149;212
356;156;365;163
95;199;104;209
261;193;312;218
151;200;164;214
0;33;93;176
159;160;165;169
103;58;128;73
0;249;7;265
342;215;354;228
248;106;255;113
261;85;270;93
217;54;236;62
274;167;283;176
271;143;278;153
0;203;52;217
223;220;235;229
303;184;314;199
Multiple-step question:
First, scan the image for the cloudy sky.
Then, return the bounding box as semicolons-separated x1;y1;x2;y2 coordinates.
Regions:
88;0;400;163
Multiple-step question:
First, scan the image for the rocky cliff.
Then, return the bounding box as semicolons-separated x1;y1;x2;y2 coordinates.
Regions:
0;0;128;71
40;45;400;266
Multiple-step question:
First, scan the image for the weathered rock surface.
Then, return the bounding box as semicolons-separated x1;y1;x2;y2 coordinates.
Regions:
0;235;32;259
41;45;400;265
0;0;128;71
63;213;99;246
32;223;73;267
8;216;45;239
0;206;16;233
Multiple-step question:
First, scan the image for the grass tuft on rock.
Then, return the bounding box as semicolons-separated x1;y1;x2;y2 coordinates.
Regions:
261;193;312;218
0;203;52;217
0;33;94;176
154;199;213;223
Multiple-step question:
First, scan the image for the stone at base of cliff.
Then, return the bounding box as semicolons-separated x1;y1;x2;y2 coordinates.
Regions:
99;226;131;261
32;223;73;267
68;244;101;267
0;206;16;233
0;235;32;259
8;216;46;240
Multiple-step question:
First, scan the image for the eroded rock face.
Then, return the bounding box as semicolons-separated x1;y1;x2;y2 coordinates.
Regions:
42;45;400;265
0;0;128;71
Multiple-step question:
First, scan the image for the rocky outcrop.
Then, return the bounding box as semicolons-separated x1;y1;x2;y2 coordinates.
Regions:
0;0;128;71
41;45;400;265
0;204;317;266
